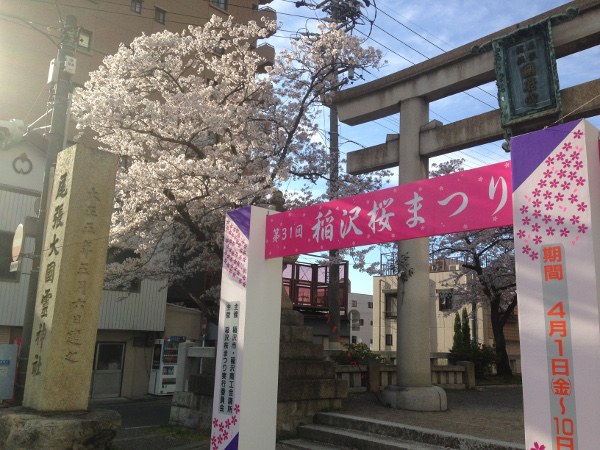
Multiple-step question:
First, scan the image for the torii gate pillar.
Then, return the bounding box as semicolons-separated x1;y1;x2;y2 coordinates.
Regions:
381;97;448;411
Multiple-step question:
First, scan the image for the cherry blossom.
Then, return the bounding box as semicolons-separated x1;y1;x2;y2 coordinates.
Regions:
570;215;580;225
546;227;555;236
578;202;587;212
533;235;542;245
573;129;582;138
579;224;588;233
560;228;570;237
555;216;564;226
72;17;387;300
531;223;541;232
568;194;578;204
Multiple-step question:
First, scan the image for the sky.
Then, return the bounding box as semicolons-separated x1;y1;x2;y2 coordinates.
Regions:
264;0;600;295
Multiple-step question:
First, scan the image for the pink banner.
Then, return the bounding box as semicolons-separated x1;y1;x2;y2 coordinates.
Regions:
266;162;513;258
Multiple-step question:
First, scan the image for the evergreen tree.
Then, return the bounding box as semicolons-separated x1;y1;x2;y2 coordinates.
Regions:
461;308;471;349
452;313;462;353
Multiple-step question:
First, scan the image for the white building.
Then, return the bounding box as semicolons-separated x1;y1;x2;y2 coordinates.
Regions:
348;292;374;348
371;261;521;373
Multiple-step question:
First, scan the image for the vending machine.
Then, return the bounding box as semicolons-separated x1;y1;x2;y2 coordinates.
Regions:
148;336;188;395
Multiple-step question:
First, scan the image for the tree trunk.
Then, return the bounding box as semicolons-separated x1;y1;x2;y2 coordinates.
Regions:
328;251;341;348
490;302;513;376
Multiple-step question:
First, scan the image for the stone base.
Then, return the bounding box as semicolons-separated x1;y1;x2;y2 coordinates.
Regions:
380;385;447;412
277;398;342;436
170;391;213;431
0;407;121;449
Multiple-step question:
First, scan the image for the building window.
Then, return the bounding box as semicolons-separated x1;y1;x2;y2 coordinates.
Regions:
78;29;92;50
359;319;364;326
155;8;166;24
351;336;357;344
350;311;360;332
211;0;227;10
213;40;225;55
131;1;142;13
385;293;397;318
370;320;373;326
0;232;18;281
351;300;357;307
385;334;393;346
368;302;373;308
438;289;453;311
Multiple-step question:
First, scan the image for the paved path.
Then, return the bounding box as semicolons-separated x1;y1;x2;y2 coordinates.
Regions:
94;386;525;449
337;386;525;445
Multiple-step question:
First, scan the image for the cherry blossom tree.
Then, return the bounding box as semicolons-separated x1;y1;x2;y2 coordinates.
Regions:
72;16;386;318
430;159;516;376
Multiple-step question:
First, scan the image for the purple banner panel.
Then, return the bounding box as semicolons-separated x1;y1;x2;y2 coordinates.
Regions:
266;161;512;258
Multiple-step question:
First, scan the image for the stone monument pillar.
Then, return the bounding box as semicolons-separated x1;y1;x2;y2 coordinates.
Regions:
381;97;447;411
1;145;121;448
23;144;119;411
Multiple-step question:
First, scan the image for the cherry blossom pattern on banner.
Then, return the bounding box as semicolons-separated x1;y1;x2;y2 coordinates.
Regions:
516;127;589;261
211;406;240;450
223;218;248;287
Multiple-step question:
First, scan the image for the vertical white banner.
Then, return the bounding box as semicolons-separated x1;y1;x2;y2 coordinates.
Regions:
211;206;282;450
512;119;600;450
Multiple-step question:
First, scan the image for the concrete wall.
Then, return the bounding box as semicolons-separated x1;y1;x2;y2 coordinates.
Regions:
163;304;203;341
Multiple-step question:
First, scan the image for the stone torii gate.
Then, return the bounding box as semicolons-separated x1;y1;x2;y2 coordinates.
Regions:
331;0;600;411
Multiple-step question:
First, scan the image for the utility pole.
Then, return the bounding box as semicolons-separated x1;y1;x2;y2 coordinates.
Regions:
327;68;341;348
15;15;78;405
295;0;369;350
